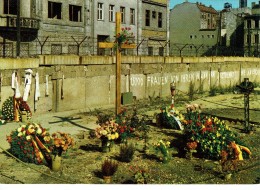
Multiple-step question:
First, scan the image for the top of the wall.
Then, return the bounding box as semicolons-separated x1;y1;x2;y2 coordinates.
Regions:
0;57;39;70
1;56;260;69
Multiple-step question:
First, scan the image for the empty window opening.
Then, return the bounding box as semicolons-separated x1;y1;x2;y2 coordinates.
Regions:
4;0;17;15
48;1;62;19
69;5;81;22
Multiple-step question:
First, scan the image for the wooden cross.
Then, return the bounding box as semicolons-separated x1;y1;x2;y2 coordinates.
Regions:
98;12;136;115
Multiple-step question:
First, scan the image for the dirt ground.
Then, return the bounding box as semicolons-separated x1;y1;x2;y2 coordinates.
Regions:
0;92;259;185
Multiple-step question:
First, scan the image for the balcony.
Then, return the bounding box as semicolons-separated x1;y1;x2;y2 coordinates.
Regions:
0;15;40;30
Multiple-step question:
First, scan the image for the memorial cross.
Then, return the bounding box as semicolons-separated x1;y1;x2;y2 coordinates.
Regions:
98;12;136;115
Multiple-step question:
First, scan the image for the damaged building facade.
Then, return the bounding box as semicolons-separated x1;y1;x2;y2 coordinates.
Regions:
0;0;170;57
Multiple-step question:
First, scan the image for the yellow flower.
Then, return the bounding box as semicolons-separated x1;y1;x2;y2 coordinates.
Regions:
111;134;116;140
115;132;119;139
44;136;51;142
107;134;111;140
201;125;205;129
216;132;221;137
26;136;31;140
166;141;171;146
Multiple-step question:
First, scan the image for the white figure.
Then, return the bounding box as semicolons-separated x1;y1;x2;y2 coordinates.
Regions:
23;69;33;101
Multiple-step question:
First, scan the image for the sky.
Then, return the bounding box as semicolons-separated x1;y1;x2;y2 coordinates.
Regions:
170;0;256;11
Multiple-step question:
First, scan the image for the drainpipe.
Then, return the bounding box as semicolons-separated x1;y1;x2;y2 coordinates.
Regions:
16;0;21;57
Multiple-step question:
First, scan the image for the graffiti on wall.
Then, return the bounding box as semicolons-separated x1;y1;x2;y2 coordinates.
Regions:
129;68;260;88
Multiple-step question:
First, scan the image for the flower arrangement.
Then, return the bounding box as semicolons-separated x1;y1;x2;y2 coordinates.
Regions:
1;96;32;122
157;105;184;130
2;96;14;121
50;132;74;156
6;122;52;164
182;110;251;160
7;123;75;165
154;140;171;163
17;97;32;121
95;121;119;141
95;121;119;151
114;27;134;51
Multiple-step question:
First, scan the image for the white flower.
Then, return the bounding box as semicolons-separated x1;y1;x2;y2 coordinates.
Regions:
36;127;42;134
18;132;23;137
26;136;31;140
17;127;22;132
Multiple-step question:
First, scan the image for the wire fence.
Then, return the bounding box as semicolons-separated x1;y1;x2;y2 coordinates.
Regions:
1;34;259;58
0;35;170;58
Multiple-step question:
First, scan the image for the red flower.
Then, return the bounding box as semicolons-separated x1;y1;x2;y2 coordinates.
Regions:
196;122;201;127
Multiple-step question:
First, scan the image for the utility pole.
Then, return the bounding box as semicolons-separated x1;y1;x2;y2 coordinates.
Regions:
16;0;21;57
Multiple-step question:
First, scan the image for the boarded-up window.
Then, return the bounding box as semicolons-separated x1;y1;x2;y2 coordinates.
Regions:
51;44;62;55
148;47;153;56
68;45;78;55
0;42;13;57
20;43;29;57
159;47;164;56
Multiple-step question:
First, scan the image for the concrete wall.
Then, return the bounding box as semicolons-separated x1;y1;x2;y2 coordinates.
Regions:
0;56;259;114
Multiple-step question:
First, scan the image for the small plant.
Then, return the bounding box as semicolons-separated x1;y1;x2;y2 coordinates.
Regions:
134;169;149;184
154;140;171;163
209;86;217;96
101;159;118;176
119;143;135;162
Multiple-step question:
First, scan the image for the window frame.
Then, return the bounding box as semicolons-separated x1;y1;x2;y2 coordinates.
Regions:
145;10;150;27
48;1;62;19
120;6;125;23
109;5;115;22
69;4;82;22
130;8;135;25
97;3;104;21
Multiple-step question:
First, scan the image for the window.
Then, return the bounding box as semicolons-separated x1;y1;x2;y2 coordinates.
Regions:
48;1;62;19
51;44;62;55
69;5;81;22
247;20;251;28
247;35;251;44
120;7;125;23
212;35;214;38
109;5;115;22
158;12;162;28
255;34;259;44
68;45;78;55
130;8;135;25
152;11;156;19
159;47;164;56
4;0;17;15
146;10;150;26
97;3;103;20
148;47;153;55
190;35;193;39
255;19;259;28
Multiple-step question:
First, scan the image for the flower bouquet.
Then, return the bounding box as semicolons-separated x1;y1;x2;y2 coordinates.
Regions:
6;122;53;165
95;121;119;152
157;105;184;130
50;132;74;157
114;27;134;51
154;140;171;163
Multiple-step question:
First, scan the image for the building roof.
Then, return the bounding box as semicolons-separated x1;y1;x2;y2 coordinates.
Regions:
196;3;218;14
